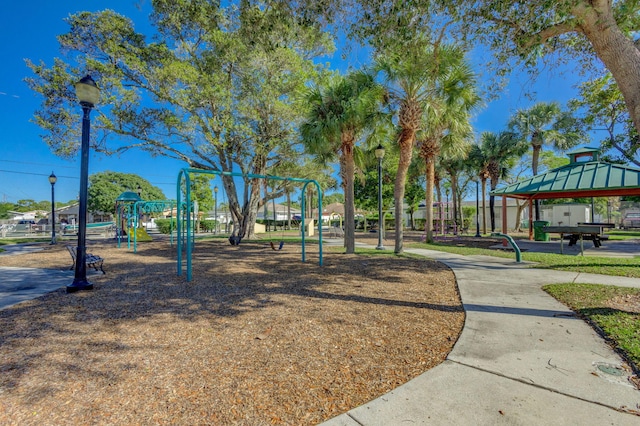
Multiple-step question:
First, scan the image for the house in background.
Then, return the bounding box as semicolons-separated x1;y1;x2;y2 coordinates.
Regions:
53;203;112;225
257;203;302;221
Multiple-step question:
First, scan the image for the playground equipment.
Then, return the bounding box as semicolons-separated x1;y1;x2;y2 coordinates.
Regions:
115;191;177;252
176;168;323;282
115;191;141;246
131;200;177;253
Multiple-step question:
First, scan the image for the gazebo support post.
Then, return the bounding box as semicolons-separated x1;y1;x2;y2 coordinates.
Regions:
502;195;508;247
528;198;534;240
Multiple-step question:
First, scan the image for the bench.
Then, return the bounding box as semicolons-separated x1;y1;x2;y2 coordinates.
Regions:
66;245;105;274
329;226;344;238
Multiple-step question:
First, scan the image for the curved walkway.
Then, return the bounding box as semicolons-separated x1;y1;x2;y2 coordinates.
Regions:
322;247;640;425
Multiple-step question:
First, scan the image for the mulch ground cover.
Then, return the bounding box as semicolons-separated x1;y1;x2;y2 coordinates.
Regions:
0;237;464;425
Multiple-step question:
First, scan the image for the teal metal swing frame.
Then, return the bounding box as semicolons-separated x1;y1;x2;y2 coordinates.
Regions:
176;168;323;282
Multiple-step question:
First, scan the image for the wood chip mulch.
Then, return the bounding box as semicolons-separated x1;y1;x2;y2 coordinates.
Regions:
0;239;463;425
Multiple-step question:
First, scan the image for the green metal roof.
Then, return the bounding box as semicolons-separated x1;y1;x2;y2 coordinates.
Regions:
491;156;640;200
116;191;142;202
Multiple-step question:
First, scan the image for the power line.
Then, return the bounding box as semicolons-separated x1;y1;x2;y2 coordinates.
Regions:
0;169;78;179
0;169;175;187
0;159;78;169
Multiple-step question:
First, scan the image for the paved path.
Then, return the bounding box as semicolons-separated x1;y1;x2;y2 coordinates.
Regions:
322;247;640;425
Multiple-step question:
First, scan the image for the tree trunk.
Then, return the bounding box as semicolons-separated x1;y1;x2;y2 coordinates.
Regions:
286;190;291;230
481;177;487;235
342;136;356;254
489;178;499;232
424;156;436;243
531;144;541;220
450;172;459;235
514;199;526;232
395;130;415;253
578;2;640;136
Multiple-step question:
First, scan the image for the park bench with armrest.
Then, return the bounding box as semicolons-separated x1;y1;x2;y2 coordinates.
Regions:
66;245;105;274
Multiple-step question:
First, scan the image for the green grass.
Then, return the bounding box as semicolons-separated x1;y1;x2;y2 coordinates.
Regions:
407;242;640;278
605;230;640;241
0;238;51;245
543;283;640;370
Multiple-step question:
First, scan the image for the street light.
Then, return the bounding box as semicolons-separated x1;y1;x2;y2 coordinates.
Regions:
67;75;100;293
374;144;385;250
475;179;481;238
445;188;450;233
49;171;57;245
214;186;219;234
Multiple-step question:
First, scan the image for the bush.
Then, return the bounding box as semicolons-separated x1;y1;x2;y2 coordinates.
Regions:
199;219;217;232
155;218;176;234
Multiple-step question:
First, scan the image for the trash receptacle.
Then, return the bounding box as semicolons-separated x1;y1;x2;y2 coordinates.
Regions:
533;220;550;242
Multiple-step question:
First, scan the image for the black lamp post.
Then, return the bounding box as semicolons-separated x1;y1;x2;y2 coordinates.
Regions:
67;75;100;293
214;186;218;234
49;171;57;244
374;144;385;250
445;188;450;233
475;180;481;237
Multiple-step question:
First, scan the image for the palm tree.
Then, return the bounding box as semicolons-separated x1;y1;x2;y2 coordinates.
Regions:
300;71;384;253
473;131;528;232
439;147;472;234
415;46;480;243
469;144;491;235
508;102;583;219
377;40;481;251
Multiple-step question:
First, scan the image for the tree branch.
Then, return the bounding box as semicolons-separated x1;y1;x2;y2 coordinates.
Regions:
520;22;577;51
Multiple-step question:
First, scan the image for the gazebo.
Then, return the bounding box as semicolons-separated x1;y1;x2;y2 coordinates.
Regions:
491;147;640;239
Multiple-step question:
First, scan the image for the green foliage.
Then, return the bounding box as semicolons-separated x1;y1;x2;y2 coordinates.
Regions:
570;74;640;167
544;283;640;368
26;3;334;240
189;174;214;216
154;218;176;234
0;202;11;219
323;192;344;205
300;70;386;253
199;219;217;232
88;171;165;214
508;102;584;175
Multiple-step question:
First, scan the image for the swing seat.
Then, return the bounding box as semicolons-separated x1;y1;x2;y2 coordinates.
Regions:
229;235;242;245
270;241;284;251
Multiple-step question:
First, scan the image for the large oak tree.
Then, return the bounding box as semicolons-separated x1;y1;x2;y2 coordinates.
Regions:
26;1;333;240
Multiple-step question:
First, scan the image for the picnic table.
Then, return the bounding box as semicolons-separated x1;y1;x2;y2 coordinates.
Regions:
542;224;609;255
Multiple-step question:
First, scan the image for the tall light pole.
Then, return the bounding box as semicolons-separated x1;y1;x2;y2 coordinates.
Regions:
67;75;100;293
445;188;450;233
475;179;481;238
214;186;218;234
375;144;385;250
49;172;57;245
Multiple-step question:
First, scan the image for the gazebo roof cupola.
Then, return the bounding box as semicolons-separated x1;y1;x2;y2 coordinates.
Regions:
567;147;601;164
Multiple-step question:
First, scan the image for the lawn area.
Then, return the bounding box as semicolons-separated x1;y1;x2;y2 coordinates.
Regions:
543;283;640;373
606;230;640;241
409;241;640;278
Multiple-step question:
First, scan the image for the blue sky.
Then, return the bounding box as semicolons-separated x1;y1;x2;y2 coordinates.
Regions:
0;1;584;205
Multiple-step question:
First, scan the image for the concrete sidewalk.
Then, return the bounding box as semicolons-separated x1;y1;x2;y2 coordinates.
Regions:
0;267;73;310
322;248;640;425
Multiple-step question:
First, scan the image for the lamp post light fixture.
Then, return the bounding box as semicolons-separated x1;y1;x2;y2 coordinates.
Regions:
475;179;481;238
374;144;385;250
49;171;57;244
67;75;100;293
214;186;219;234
